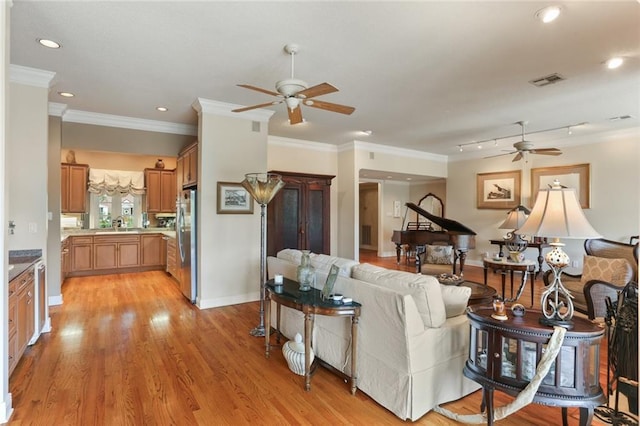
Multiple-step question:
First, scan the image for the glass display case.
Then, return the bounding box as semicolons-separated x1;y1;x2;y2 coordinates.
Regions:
465;306;605;425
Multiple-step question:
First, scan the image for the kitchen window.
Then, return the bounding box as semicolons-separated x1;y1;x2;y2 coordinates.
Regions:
90;193;142;228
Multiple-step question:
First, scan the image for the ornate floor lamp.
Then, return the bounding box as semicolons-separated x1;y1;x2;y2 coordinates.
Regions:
516;180;601;328
242;173;285;337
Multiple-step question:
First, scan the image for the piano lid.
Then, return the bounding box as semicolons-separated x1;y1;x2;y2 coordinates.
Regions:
405;202;476;235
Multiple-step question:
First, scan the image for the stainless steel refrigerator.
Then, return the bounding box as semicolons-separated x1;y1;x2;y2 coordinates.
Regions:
177;189;197;303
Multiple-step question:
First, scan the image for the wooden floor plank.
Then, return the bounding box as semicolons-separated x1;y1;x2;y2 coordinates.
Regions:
8;260;613;425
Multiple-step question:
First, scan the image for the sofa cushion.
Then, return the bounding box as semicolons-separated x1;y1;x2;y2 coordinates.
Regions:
311;254;359;277
425;245;453;265
580;255;633;286
440;285;471;318
277;249;305;264
352;263;446;328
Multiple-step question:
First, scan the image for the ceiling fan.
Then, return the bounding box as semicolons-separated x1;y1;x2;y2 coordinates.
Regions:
485;121;563;162
232;44;355;125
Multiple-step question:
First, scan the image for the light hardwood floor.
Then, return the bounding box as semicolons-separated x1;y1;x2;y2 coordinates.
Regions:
8;254;612;425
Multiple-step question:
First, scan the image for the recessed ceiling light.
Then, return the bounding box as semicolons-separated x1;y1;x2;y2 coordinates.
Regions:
605;57;624;69
361;130;373;136
37;38;61;49
57;91;74;98
535;6;561;23
156;106;168;112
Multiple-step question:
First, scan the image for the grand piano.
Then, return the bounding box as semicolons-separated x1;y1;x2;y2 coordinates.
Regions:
391;202;476;274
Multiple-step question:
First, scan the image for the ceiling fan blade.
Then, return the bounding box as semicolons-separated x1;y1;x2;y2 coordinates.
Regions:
531;148;563;156
232;100;281;113
483;151;516;159
512;152;523;162
237;84;281;97
296;83;338;99
287;105;303;125
303;99;355;115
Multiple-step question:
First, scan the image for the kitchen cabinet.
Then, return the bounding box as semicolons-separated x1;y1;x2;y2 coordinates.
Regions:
70;236;93;272
9;266;35;376
93;235;140;270
61;163;89;213
141;234;166;267
179;142;198;188
145;168;177;213
67;233;168;277
165;235;179;281
61;238;70;284
267;171;334;256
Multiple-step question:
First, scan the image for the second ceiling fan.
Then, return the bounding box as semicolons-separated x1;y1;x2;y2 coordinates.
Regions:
485;121;563;162
232;44;355;125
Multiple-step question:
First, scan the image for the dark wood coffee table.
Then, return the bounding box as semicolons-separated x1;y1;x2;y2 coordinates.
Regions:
459;281;497;306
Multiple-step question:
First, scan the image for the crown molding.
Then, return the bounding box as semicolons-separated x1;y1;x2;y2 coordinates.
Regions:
9;64;55;88
61;109;197;136
193;98;274;122
268;135;337;152
339;140;448;163
48;102;67;117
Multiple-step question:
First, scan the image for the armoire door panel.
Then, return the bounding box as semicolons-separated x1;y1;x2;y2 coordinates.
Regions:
267;171;334;256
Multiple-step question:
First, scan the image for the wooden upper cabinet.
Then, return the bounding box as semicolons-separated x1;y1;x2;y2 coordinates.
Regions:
61;163;88;213
145;169;176;213
267;171;334;256
179;142;198;188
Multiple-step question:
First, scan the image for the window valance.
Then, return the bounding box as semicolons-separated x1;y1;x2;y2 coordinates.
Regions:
88;168;145;196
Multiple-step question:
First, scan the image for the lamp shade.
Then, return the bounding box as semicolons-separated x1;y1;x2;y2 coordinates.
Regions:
241;173;286;205
516;180;601;239
499;205;530;230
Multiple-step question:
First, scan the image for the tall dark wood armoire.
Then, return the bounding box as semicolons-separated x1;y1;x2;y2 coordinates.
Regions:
267;171;334;256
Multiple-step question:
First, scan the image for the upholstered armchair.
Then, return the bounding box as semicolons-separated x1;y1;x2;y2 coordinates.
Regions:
417;242;457;276
543;238;639;319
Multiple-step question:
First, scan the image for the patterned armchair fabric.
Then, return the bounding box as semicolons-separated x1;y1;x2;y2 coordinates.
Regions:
543;238;639;319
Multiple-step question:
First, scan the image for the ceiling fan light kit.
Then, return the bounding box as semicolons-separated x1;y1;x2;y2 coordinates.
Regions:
232;43;355;125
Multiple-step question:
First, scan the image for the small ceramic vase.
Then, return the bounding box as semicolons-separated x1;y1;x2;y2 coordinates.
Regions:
155;159;165;169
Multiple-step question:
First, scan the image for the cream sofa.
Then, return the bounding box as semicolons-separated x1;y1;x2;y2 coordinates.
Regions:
266;249;480;421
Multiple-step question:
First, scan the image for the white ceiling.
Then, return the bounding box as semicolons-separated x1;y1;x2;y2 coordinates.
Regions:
9;1;640;160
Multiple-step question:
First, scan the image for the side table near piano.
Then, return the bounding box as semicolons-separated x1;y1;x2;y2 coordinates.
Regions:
483;258;536;307
489;239;550;277
264;278;361;394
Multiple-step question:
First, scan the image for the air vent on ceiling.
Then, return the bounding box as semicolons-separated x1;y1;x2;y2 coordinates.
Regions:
609;115;633;121
529;73;566;87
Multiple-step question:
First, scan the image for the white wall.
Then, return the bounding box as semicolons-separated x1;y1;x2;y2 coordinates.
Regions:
8;76;52;252
47;114;63;306
379;181;410;257
193;99;273;310
0;2;11;422
447;135;640;269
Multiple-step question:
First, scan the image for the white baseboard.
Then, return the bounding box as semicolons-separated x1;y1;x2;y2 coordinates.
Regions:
0;394;13;423
197;292;258;310
42;317;52;333
49;295;63;306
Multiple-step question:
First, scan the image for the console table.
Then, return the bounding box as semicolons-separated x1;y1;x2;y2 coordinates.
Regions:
264;278;361;394
463;306;605;425
490;239;550;277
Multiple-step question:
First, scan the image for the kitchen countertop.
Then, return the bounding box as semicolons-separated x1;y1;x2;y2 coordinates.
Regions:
62;228;176;241
9;249;43;282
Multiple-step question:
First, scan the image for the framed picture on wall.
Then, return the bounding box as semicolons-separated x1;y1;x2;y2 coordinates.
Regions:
476;170;521;209
531;163;590;208
216;182;254;214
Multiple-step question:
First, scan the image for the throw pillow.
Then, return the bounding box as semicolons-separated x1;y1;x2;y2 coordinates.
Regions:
425;245;453;265
580;255;633;286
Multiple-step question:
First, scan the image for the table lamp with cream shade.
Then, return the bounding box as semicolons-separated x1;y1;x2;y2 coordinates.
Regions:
499;204;531;258
516;179;601;328
242;173;286;337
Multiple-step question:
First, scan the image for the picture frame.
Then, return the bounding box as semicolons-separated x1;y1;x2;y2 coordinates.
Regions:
531;163;590;209
321;264;340;301
476;170;521;210
216;181;254;214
